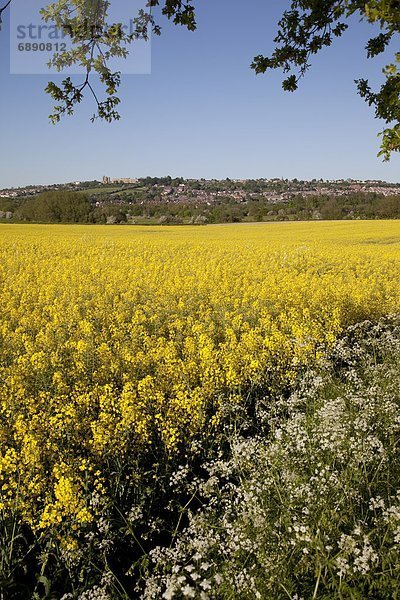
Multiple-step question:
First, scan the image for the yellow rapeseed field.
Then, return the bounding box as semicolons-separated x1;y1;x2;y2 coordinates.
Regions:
0;221;399;537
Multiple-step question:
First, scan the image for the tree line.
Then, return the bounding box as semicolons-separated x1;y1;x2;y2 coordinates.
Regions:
1;190;400;224
0;191;128;224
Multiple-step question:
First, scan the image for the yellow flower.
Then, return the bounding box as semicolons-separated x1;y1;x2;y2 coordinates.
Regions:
0;221;399;536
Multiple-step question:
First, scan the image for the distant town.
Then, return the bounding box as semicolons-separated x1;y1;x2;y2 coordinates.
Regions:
1;177;400;223
1;177;400;203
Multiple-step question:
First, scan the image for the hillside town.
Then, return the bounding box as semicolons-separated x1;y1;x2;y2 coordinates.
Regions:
1;177;400;206
1;177;400;224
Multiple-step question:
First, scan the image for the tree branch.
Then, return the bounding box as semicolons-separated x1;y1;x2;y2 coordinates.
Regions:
0;0;13;29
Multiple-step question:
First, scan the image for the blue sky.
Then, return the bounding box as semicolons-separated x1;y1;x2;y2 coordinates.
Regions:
0;0;399;187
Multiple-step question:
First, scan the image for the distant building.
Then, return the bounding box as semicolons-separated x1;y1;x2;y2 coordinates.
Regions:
112;178;139;185
102;176;138;185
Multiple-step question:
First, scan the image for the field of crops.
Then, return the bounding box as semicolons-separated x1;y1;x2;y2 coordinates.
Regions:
1;221;400;597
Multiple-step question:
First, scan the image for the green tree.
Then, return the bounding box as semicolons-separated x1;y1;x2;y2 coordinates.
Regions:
1;0;400;158
15;191;92;223
251;1;400;160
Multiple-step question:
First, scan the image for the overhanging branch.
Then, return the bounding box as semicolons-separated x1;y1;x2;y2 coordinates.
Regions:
0;0;13;25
